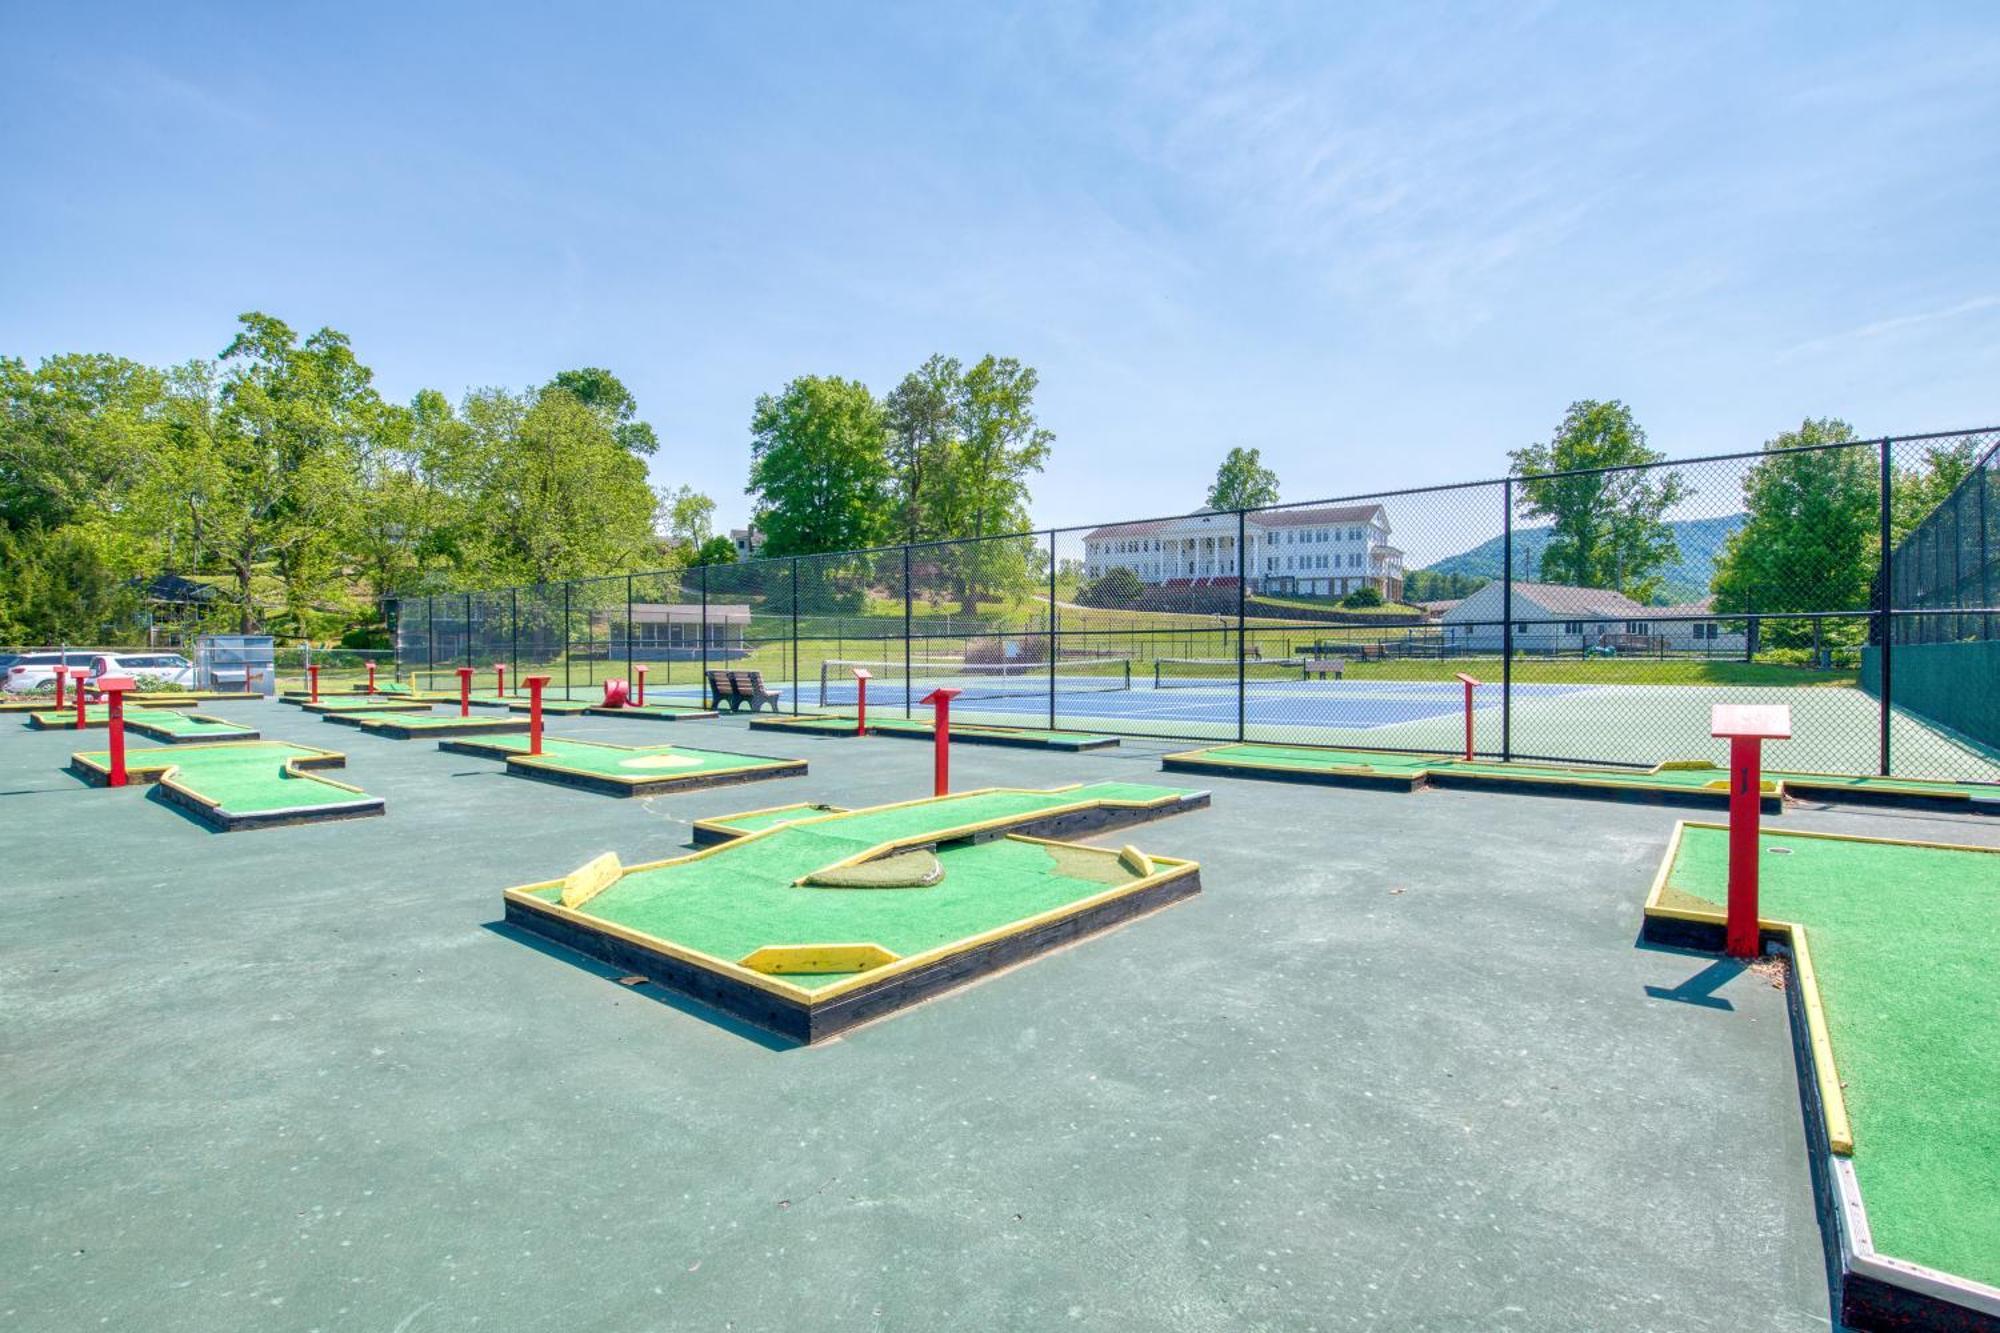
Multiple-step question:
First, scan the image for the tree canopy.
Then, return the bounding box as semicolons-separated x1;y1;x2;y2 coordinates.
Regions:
1508;400;1686;602
746;375;893;556
1205;446;1280;511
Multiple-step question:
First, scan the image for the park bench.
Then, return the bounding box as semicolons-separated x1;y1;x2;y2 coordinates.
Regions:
1302;658;1346;680
706;669;784;713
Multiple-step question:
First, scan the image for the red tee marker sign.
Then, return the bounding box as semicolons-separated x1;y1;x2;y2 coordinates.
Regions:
97;675;137;787
1453;672;1480;761
920;687;961;796
1710;703;1792;959
852;667;872;737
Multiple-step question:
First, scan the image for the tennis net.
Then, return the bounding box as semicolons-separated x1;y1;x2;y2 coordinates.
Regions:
818;657;1132;706
1152;657;1310;689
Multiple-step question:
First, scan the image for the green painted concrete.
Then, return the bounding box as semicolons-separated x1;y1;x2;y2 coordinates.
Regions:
553;783;1194;989
1667;826;2000;1288
4;697;1906;1329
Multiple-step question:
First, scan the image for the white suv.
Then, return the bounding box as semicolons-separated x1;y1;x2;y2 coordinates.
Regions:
2;650;105;694
88;652;195;689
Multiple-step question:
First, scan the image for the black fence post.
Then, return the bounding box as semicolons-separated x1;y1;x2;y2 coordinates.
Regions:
563;581;572;700
902;544;913;718
1501;479;1513;762
625;574;635;683
1237;509;1247;743
1047;530;1058;731
464;593;473;671
1982;455;1992;644
790;557;800;717
698;565;708;697
426;598;435;686
510;586;518;687
1878;438;1894;776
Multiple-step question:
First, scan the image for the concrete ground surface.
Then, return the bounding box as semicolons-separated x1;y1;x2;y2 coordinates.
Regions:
7;698;1996;1331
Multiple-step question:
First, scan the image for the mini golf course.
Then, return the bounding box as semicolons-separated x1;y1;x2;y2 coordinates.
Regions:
691;801;848;844
295;695;436;715
1162;743;2000;814
581;701;721;721
125;707;260;743
748;712;1120;751
505;781;1210;1042
1641;822;2000;1330
320;709;530;740
440;734;806;797
0;689;246;713
68;740;383;830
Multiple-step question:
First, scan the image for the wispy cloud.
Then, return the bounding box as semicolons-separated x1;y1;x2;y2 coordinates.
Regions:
1782;296;2000;358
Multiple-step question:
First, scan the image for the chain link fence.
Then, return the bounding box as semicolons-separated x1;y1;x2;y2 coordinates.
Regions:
388;429;2000;783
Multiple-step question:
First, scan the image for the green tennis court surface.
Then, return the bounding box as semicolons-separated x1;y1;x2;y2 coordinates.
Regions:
1164;743;1998;812
68;740;382;830
748;712;1118;750
440;734;805;797
322;709;530;739
505;781;1208;1042
1652;825;2000;1299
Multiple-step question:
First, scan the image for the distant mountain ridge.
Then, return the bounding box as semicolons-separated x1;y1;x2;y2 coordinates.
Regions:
1420;513;1748;605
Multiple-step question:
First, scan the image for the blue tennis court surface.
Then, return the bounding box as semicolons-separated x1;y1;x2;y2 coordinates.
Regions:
802;677;1594;729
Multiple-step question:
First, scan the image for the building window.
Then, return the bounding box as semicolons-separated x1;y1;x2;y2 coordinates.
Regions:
1625;621;1651;636
1563;621;1583;634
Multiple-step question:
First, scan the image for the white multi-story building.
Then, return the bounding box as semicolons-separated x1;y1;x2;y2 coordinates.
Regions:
1082;504;1404;600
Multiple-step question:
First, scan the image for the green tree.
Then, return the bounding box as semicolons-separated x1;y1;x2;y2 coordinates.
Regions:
929;356;1052;611
884;355;962;542
746;376;892;556
467;384;660;585
689;534;737;566
0;354;167;538
1205;446;1280;511
658;484;716;556
1893;436;1979;538
1079;565;1143;607
548;367;659;456
1509;400;1686;601
0;524;142;642
1710;419;1876;649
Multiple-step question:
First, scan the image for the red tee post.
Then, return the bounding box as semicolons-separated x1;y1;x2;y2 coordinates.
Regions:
525;675;550;755
1710;703;1793;960
98;675;135;787
1454;672;1480;761
74;674;89;730
308;663;321;703
456;666;475;717
920;687;961;797
495;663;507;698
53;665;68;710
634;664;647;707
365;660;378;695
852;666;872;737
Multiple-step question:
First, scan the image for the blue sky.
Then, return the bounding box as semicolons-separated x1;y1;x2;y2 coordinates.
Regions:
4;2;1997;540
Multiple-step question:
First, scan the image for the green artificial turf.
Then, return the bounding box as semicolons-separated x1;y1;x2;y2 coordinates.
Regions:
701;803;846;835
77;741;368;814
758;713;1115;747
556;782;1195;988
467;735;787;778
347;711;523;733
589;701;717;718
302;696;433;713
126;708;255;740
1668;826;2000;1288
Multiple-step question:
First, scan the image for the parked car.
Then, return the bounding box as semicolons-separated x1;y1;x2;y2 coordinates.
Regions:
88;652;195;689
2;650;106;693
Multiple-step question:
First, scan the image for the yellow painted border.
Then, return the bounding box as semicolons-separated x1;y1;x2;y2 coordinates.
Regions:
1641;819;2000;1157
503;786;1204;1006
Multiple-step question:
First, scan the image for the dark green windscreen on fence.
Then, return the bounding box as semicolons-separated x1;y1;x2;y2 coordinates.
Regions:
1864;641;2000;754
